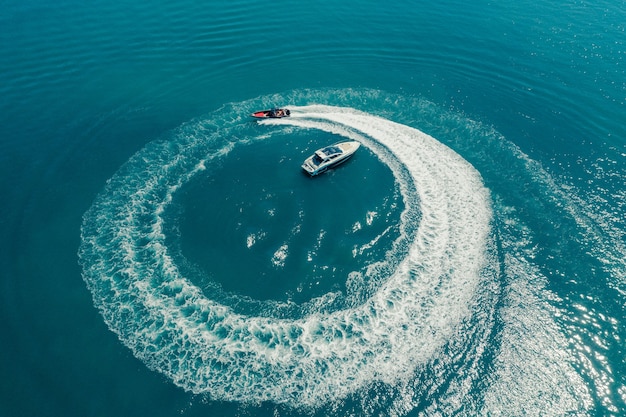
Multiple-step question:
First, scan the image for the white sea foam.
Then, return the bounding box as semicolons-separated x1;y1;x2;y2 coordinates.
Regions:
271;244;289;268
366;211;377;226
80;103;494;407
356;226;392;257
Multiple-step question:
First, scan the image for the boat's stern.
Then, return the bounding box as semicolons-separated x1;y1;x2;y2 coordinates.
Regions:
301;159;318;176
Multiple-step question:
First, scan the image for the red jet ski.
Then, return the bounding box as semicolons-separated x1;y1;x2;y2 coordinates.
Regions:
251;108;291;119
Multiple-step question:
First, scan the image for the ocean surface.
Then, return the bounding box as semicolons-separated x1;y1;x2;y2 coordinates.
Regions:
1;0;625;416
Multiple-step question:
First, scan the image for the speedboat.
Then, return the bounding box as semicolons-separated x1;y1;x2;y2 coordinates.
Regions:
301;141;360;176
251;108;290;119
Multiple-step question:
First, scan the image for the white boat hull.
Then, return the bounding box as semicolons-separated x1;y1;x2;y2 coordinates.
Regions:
301;141;360;176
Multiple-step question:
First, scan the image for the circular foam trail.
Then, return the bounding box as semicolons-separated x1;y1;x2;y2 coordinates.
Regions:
79;103;493;407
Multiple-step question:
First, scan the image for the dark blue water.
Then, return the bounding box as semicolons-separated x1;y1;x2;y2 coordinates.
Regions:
1;0;625;416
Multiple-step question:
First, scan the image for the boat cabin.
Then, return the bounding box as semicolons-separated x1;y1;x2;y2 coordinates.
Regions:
312;146;343;165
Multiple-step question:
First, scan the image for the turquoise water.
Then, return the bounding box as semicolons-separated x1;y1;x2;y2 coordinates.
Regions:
1;0;625;416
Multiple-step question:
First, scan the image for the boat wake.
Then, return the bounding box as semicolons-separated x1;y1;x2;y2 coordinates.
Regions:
80;90;595;414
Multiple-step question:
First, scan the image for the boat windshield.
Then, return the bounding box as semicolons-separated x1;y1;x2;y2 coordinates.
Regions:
312;154;324;165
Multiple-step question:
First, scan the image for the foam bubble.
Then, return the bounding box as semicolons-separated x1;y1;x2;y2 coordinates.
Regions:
366;211;377;226
271;244;289;268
